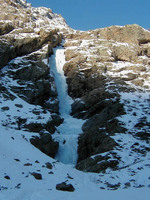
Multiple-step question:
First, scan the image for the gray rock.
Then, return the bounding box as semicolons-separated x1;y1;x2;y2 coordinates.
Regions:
15;104;23;108
45;162;53;169
4;175;10;180
1;106;9;111
31;172;42;180
56;182;75;192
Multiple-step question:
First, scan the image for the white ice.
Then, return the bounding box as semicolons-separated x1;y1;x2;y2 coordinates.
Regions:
50;47;85;165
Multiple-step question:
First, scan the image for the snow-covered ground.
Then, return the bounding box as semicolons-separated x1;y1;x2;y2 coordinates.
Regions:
0;127;149;200
0;121;150;199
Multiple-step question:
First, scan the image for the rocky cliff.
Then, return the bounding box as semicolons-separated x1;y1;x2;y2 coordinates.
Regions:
64;25;150;172
0;0;150;190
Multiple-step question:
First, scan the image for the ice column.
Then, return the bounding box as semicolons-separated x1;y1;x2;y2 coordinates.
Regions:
50;47;84;165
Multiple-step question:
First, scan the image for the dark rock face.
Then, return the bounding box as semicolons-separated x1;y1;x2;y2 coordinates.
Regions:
63;50;125;173
76;128;119;172
0;29;62;70
51;114;64;126
75;99;126;172
7;59;54;106
82;100;125;131
13;61;49;81
2;46;60;113
0;40;14;69
56;182;75;192
76;156;119;173
77;131;117;163
23;114;63;134
64;62;107;99
71;99;86;118
30;134;59;158
69;80;126;173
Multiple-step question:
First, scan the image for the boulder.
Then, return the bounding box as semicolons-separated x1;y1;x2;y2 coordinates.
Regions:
56;182;75;192
24;123;44;133
4;175;10;180
45;162;53;169
31;172;42;180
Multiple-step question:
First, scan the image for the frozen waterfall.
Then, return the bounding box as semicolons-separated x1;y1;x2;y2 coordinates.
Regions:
50;47;84;165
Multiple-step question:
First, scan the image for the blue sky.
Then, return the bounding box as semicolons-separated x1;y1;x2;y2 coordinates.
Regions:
28;0;150;31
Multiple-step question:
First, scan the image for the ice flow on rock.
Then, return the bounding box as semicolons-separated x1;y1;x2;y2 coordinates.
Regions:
50;47;85;165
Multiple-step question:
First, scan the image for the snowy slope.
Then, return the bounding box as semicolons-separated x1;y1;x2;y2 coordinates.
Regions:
0;128;150;200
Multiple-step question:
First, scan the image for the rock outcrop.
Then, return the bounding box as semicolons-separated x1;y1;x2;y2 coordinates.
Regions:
63;24;150;172
0;0;70;69
30;134;59;158
0;0;70;158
